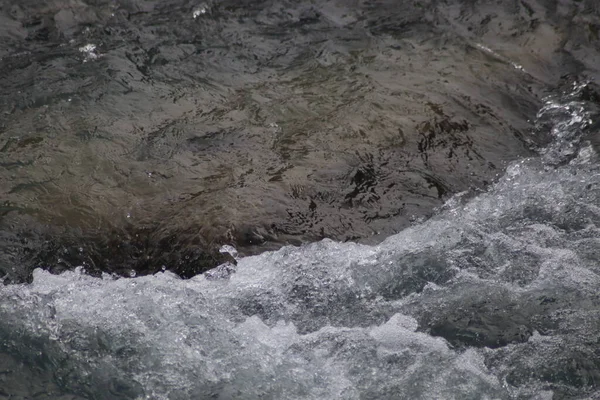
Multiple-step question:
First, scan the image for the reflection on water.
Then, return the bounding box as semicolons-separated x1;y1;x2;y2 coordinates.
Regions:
0;0;599;281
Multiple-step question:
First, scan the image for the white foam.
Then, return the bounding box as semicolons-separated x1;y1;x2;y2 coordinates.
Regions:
78;43;101;62
1;84;599;399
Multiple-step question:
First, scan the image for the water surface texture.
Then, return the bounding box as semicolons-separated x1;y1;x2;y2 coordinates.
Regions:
2;0;598;280
1;80;600;399
1;0;600;399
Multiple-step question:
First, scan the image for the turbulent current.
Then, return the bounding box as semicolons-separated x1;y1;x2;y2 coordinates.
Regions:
1;82;600;399
1;0;600;399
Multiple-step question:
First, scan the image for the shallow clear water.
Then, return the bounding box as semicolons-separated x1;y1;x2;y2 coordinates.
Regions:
1;82;599;399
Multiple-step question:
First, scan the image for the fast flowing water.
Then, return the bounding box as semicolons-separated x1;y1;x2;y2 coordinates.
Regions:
1;0;600;399
1;81;600;399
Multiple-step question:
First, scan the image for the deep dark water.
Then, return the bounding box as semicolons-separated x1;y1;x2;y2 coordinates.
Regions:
1;0;599;281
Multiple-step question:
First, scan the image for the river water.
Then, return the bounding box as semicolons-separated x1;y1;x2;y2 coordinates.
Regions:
1;0;600;399
6;0;597;280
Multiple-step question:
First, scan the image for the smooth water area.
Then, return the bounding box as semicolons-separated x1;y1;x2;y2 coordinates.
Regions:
1;83;599;399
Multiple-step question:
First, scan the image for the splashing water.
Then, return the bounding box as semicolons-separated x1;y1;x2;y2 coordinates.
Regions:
78;43;100;62
1;84;599;399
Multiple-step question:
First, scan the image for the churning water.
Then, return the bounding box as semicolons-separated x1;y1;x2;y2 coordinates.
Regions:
2;0;600;399
1;81;600;399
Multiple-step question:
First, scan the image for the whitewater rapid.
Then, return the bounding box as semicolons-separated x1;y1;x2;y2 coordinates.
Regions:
1;83;599;399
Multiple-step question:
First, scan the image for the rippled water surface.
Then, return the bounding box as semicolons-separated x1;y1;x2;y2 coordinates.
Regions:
1;0;600;399
3;0;599;280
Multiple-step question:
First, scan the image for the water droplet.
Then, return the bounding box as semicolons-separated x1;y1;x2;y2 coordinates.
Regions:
193;3;209;19
219;244;239;259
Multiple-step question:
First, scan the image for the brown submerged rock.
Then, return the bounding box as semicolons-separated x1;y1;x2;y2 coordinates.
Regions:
0;0;599;281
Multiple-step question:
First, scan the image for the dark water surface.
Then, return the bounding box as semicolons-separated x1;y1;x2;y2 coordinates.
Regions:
2;0;598;281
